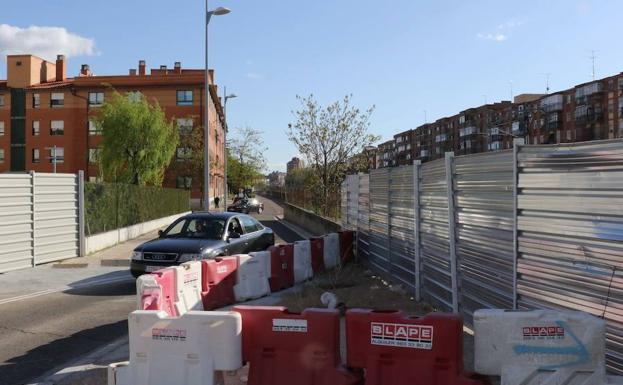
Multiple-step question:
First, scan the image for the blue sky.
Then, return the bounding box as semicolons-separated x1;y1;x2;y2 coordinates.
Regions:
1;0;622;171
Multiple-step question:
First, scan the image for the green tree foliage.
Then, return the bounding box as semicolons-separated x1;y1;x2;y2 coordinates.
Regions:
93;91;178;185
287;94;379;216
227;126;267;193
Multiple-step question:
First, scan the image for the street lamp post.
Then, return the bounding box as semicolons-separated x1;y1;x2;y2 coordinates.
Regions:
223;87;237;206
204;3;231;210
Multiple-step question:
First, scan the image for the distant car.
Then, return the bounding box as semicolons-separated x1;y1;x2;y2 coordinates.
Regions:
130;212;274;278
227;197;264;214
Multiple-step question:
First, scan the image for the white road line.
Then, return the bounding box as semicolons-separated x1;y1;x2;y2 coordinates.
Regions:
0;275;133;306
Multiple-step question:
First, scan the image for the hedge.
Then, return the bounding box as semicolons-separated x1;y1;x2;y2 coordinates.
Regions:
85;183;191;236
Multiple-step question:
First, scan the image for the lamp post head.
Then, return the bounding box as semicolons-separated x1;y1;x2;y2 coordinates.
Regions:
226;93;238;100
211;7;231;16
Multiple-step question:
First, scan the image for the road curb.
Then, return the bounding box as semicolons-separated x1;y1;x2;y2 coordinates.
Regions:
273;216;314;240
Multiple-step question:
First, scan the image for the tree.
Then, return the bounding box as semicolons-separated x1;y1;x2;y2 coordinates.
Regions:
287;94;379;216
94;91;178;185
228;126;267;193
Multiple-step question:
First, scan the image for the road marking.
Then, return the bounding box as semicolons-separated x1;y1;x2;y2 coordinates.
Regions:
0;275;134;306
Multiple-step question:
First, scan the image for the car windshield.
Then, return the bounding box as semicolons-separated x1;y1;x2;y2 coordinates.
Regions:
162;217;225;240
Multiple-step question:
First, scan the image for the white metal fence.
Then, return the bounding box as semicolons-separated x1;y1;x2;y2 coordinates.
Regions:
342;139;623;373
0;172;83;273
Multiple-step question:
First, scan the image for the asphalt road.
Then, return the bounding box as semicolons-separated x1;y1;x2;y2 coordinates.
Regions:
0;195;301;385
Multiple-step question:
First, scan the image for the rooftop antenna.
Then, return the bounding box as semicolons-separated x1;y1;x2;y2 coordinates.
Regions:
543;73;551;94
590;50;597;80
482;94;488;105
509;80;514;101
424;110;427;124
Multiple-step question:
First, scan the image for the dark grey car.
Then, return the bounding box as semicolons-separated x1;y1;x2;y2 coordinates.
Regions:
130;212;274;277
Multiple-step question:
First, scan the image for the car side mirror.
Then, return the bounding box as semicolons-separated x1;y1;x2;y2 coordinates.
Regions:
158;230;164;238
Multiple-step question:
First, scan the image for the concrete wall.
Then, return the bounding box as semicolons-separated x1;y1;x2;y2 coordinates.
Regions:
283;203;341;236
85;211;191;255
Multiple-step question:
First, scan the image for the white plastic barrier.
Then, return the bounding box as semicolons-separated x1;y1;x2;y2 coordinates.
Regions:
108;310;242;385
249;250;271;280
293;240;313;283
136;274;161;311
174;262;203;315
233;254;271;301
323;233;340;270
475;309;606;383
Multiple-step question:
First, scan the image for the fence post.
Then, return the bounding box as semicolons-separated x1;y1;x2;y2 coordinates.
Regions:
387;168;392;275
512;139;522;310
78;171;86;257
413;160;422;301
445;152;459;313
30;171;36;267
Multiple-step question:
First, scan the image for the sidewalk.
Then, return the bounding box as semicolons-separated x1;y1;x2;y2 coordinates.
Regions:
0;230;158;303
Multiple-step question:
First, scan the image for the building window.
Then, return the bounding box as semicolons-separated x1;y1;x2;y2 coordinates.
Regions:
177;118;193;135
0;149;4;163
176;176;192;189
176;90;193;106
88;148;101;163
0;94;5;107
33;121;40;136
32;148;40;163
0;121;4;136
88;92;104;106
50;120;64;135
33;93;40;108
89;120;102;136
176;147;192;161
50;93;64;108
49;147;64;163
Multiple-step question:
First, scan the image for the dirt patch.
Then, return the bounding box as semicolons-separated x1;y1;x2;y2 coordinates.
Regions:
276;263;434;315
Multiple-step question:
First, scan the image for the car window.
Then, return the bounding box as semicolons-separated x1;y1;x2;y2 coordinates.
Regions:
253;218;263;230
240;216;258;233
165;219;185;236
228;218;244;236
163;217;225;239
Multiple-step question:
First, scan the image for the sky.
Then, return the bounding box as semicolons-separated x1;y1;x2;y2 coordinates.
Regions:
1;0;622;172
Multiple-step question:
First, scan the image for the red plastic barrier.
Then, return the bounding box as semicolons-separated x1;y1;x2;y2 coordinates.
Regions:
267;244;294;292
200;257;237;310
141;268;177;316
309;237;325;274
338;230;355;264
234;305;363;385
346;309;489;385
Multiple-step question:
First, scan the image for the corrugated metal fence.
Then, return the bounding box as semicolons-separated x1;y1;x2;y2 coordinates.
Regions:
0;172;83;273
342;139;623;373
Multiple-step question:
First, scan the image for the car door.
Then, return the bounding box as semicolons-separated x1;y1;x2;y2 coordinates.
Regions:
226;217;246;254
240;215;260;252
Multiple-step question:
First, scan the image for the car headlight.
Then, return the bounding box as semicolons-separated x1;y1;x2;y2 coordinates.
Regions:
131;251;142;261
178;253;201;263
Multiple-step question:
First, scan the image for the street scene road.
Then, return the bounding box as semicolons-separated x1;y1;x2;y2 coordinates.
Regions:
0;196;299;385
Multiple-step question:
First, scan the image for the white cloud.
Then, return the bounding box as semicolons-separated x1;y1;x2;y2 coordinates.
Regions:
245;72;264;80
0;24;96;61
477;33;507;42
477;19;522;43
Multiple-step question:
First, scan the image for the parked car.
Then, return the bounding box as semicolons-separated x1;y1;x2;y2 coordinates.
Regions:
130;212;274;278
227;197;264;214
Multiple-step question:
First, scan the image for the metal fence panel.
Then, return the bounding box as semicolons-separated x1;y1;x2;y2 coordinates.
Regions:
368;168;390;274
33;173;79;264
454;150;515;323
420;158;453;312
357;174;370;261
0;174;34;272
389;166;415;291
516;140;623;373
341;175;359;231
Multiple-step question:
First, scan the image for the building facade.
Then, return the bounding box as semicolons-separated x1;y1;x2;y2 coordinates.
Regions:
0;54;225;203
286;157;303;173
374;71;623;167
267;171;286;187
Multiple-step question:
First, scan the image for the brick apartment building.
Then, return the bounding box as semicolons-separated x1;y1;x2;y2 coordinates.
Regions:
286;156;303;173
376;71;623;167
0;54;225;203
